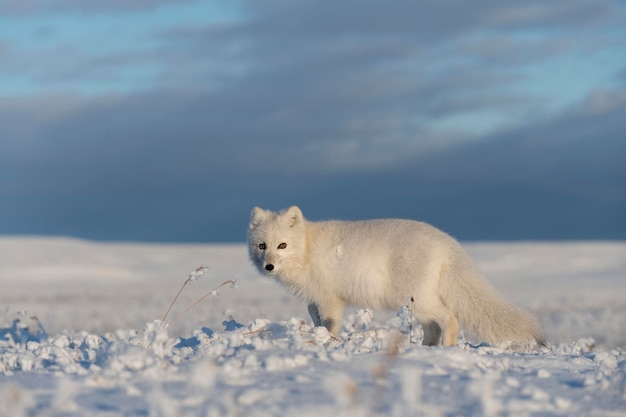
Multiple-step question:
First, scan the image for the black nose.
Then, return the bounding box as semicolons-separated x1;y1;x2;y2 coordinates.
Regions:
265;264;274;271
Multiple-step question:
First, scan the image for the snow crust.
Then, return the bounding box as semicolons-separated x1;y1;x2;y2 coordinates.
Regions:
0;237;625;416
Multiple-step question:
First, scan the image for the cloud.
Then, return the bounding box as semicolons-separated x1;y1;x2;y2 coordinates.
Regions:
1;1;625;241
1;86;623;241
583;90;626;114
413;91;626;189
0;0;199;15
155;0;626;125
294;93;626;239
240;0;619;38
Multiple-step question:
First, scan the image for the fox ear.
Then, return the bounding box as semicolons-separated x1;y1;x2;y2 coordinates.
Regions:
249;207;267;228
284;205;303;227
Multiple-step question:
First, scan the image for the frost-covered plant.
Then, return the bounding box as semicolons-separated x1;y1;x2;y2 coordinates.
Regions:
157;266;238;329
145;266;237;350
0;311;48;348
142;320;172;357
407;296;415;344
353;309;374;332
395;303;419;344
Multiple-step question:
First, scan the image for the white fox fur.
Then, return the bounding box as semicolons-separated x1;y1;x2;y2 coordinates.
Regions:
248;206;545;347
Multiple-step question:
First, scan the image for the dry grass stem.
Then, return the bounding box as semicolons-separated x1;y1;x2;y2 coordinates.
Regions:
167;279;237;328
242;329;272;336
248;321;343;342
298;329;343;343
408;296;415;344
158;266;209;328
158;281;188;328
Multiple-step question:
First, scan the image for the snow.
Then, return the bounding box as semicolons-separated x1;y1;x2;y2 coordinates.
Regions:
1;236;625;416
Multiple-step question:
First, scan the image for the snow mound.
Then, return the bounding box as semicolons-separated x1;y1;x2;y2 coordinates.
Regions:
1;310;624;417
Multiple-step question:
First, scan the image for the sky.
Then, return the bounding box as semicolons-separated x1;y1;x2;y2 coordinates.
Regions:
0;0;625;242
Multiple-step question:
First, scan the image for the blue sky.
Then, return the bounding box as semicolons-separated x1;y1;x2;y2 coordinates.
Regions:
1;0;625;241
0;1;240;94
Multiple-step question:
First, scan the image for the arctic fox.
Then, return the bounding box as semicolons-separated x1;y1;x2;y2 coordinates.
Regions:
248;206;545;347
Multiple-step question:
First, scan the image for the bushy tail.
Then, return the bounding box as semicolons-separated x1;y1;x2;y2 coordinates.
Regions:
439;255;545;347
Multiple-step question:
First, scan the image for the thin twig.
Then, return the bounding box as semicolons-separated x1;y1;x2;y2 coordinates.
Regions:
166;279;237;328
326;332;343;343
242;329;272;336
408;296;415;344
158;266;208;327
159;280;189;327
299;329;343;343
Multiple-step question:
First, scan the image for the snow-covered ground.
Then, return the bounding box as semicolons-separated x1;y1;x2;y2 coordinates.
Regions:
0;236;625;416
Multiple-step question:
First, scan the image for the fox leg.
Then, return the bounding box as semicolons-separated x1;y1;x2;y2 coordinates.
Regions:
422;321;442;346
318;300;345;335
307;302;322;327
414;297;459;347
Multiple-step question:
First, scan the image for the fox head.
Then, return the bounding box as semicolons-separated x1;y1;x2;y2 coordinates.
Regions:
248;205;307;276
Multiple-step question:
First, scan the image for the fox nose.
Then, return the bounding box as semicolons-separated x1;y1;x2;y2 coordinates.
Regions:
265;264;274;272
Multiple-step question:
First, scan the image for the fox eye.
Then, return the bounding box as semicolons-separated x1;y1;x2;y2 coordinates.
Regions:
258;243;266;250
277;242;287;249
